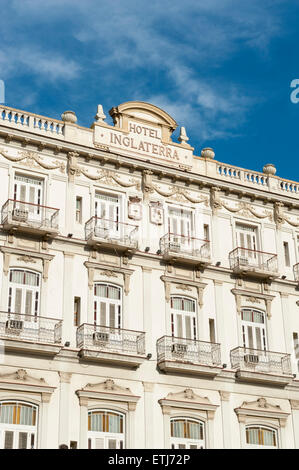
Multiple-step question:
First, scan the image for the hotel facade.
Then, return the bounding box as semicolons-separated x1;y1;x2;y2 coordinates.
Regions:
0;101;298;449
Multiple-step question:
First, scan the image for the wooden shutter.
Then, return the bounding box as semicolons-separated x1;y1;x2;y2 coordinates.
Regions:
18;432;28;449
4;431;14;449
14;288;22;313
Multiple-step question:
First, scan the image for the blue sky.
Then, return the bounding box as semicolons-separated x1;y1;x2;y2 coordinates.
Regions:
1;0;299;180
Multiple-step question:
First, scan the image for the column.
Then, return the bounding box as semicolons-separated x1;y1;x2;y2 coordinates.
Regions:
62;253;74;345
219;391;232;448
78;397;88;449
127;403;137;449
161;406;171;449
58;372;72;447
143;382;155;448
280;293;292;355
214;280;228;365
40;393;51;449
142;267;153;354
207;411;215;449
290;401;299;449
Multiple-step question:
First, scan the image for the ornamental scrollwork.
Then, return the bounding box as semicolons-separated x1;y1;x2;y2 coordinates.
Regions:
67;151;140;189
0;148;65;172
274;202;299;228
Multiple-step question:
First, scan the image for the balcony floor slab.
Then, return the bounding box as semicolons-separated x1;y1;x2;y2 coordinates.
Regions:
78;348;145;368
157;360;222;377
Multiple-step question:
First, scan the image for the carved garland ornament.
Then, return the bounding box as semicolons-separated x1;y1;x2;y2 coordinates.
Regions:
274;202;299;228
210;188;273;220
0;148;65;172
142;170;208;204
68;152;140;189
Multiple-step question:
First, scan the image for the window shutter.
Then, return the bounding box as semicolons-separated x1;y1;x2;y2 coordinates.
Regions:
20;185;26;202
108;439;117;449
18;432;28;449
25;290;32;316
100;302;106;326
4;431;14;449
109;304;115;328
14;288;22;313
95;438;105;449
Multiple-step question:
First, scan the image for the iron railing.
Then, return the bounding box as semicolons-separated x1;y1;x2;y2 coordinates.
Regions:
85;217;138;248
1;199;59;230
229;247;278;273
160;233;210;260
76;324;146;356
0;311;62;344
230;346;292;376
157;335;221;367
294;263;299;282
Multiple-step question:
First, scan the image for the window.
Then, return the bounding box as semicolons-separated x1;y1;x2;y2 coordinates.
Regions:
171;297;197;340
241;309;267;350
76;197;82;223
246;426;278;448
209;319;216;343
0;401;38;449
168;206;193;249
170;418;205;449
236;223;258;251
14;174;43;222
8;269;40;318
94;284;121;329
203;224;210;241
283;242;290;267
88;410;124;449
74;297;81;327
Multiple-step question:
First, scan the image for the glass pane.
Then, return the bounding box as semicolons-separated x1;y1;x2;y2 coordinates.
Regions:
4;431;14;449
18;432;28;449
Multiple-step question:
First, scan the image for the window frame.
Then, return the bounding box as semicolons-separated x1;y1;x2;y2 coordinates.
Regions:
0;400;38;449
87;409;125;449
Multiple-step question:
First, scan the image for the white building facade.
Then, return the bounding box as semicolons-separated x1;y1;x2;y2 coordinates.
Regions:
0;101;298;449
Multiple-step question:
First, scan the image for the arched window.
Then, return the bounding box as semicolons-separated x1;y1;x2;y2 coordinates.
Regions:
88;410;125;449
170;417;205;449
93;284;122;329
171;297;197;340
246;425;278;448
8;269;41;318
241;309;267;350
0;401;38;449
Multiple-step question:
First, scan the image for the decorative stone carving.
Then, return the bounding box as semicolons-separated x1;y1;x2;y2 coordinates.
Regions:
274;202;299;228
17;256;37;264
178;127;190;146
176;284;192;292
61;110;77;124
76;379;140;410
159;389;218;418
84;262;133;294
128;196;142;220
149;201;164;225
201;147;215;159
94;104;106;123
99;270;118;278
0;148;65;172
210;187;222;214
263;163;276;176
234;397;290;426
231;288;275;319
161;276;207;308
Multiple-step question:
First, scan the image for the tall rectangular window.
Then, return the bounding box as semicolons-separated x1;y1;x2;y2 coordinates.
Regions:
283;242;290;267
209;318;216;343
204;224;210;241
293;333;299;372
74;297;81;326
76;197;82;223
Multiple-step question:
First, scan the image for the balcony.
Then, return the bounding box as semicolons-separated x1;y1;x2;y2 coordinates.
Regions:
0;311;62;356
229;247;278;280
157;335;222;377
85;217;138;253
1;199;59;237
294;263;299;282
230;347;293;386
159;233;211;267
76;324;146;368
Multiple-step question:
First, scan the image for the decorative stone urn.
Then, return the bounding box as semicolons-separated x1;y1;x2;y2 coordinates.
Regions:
263;163;276;176
201;147;215;159
61;110;78;124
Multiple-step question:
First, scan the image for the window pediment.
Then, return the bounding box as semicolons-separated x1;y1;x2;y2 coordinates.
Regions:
159;388;218;419
0;369;55;402
235;398;290;426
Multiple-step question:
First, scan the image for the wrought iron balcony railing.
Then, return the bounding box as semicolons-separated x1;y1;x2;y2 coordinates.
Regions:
76;324;146;357
85;217;138;250
157;335;221;367
0;311;62;345
160;233;210;262
1;199;59;233
230;346;292;376
229;247;278;275
294;263;299;282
